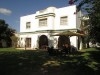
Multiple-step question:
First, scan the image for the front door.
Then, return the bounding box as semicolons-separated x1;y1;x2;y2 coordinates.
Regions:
25;38;31;48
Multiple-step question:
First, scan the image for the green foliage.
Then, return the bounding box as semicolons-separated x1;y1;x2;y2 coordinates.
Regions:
89;0;100;42
72;0;100;42
0;48;100;75
0;19;16;47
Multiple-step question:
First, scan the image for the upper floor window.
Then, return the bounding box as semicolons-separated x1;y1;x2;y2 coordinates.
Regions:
26;22;31;29
39;18;47;26
60;16;68;25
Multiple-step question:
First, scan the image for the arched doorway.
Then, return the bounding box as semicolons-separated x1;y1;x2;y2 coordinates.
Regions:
58;35;70;48
39;35;48;49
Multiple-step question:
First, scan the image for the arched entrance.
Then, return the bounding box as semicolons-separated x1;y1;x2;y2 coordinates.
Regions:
58;35;70;48
39;35;48;49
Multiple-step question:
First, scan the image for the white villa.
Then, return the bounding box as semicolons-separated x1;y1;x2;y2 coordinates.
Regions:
18;5;84;50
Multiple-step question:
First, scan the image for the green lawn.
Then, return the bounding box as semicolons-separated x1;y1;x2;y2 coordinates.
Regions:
0;48;100;75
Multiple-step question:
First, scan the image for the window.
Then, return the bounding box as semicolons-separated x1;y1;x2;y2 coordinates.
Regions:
39;18;47;26
60;16;68;25
25;38;31;48
26;22;31;29
21;38;23;40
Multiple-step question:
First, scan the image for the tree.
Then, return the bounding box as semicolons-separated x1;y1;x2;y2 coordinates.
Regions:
69;0;100;43
89;0;100;43
0;19;15;47
11;35;18;48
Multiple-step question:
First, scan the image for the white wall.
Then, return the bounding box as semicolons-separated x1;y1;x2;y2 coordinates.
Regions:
19;5;81;49
70;36;77;47
20;5;77;32
54;5;77;30
76;11;83;29
20;14;36;32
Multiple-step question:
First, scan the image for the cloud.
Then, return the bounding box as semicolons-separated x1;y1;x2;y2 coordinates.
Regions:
0;8;12;15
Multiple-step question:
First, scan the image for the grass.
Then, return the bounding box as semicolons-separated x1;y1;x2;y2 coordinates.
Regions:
0;48;100;75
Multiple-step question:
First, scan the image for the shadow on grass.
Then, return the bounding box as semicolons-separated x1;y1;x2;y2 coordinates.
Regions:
0;48;100;75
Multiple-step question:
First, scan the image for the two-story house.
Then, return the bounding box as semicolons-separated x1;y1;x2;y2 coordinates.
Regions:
18;5;83;50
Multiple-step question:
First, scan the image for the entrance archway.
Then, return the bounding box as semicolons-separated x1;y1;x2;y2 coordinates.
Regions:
58;35;70;48
39;35;48;49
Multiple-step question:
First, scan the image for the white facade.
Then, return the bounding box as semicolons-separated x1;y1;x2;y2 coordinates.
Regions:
19;5;83;49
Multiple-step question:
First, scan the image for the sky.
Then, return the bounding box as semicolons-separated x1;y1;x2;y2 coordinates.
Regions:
0;0;77;32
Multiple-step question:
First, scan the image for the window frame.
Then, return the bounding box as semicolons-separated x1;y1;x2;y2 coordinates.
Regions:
39;18;47;26
60;16;68;25
26;22;31;29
